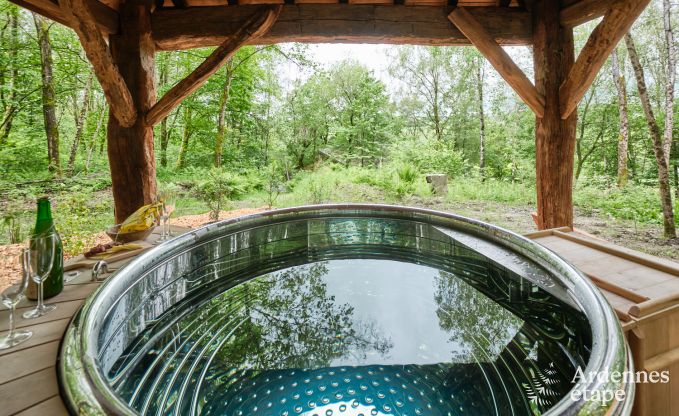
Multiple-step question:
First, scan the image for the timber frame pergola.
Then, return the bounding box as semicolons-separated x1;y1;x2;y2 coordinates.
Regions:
10;0;651;228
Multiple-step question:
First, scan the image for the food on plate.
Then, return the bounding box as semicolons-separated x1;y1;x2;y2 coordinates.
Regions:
119;203;162;233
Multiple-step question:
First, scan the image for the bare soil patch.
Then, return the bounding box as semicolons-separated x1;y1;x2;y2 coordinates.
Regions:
0;207;268;293
1;203;677;293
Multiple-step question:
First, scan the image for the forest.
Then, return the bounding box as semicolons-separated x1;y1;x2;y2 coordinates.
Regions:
0;0;677;259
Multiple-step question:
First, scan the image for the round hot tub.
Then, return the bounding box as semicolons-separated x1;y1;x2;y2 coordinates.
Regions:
60;205;633;415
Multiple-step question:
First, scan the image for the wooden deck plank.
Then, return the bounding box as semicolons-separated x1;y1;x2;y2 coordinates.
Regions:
14;396;68;416
624;271;677;293
0;368;59;415
0;227;192;414
0;300;84;332
0;318;70;358
574;257;645;279
639;279;679;300
15;283;100;309
535;237;584;253
0;341;58;385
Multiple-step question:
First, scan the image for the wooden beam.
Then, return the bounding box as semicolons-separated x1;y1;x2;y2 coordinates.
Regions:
559;0;650;120
560;0;619;28
61;0;136;127
145;7;280;126
152;5;533;51
448;6;544;117
9;0;69;26
8;0;119;34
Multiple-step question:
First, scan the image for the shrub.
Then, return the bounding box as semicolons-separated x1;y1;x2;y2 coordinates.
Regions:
193;169;247;221
390;138;466;178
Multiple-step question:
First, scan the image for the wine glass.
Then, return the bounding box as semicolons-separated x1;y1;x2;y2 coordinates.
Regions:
23;233;58;319
0;250;33;349
155;187;176;244
153;199;168;245
163;191;176;238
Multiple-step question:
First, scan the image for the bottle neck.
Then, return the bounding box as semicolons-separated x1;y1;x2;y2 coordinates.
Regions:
35;199;54;235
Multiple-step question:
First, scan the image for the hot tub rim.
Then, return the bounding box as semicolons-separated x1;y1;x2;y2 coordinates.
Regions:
59;204;632;416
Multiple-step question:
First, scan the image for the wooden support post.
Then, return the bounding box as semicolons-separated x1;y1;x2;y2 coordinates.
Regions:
533;0;577;230
107;2;157;223
448;7;545;117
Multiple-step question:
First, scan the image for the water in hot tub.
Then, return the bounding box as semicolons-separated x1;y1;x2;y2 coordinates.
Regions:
111;258;590;415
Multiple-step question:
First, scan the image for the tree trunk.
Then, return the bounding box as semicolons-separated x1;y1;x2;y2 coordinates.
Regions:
432;71;442;142
625;33;676;239
0;7;19;145
158;55;170;168
611;49;630;187
533;0;578;230
85;102;106;172
663;0;676;167
67;74;93;176
215;67;234;168
33;14;60;175
477;57;485;181
107;3;157;223
176;104;192;170
575;84;595;182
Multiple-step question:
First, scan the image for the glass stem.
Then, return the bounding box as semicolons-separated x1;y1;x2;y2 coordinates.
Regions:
7;306;14;339
37;280;44;312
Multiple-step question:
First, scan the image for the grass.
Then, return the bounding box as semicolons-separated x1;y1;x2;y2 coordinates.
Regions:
574;182;677;225
447;179;536;206
1;165;676;257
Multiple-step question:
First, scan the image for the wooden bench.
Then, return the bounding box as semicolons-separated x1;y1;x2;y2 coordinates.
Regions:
526;227;679;416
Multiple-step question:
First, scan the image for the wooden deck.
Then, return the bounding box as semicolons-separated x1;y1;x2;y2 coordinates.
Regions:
0;226;189;415
1;225;678;415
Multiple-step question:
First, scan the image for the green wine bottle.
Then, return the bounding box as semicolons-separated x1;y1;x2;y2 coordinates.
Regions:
27;197;64;300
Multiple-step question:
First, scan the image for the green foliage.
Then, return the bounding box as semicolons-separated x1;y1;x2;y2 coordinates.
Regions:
574;179;679;225
56;190;112;255
1;0;678;249
292;167;336;204
393;163;419;199
264;162;284;209
2;211;24;244
447;179;536;206
390;138;467;178
193;168;248;221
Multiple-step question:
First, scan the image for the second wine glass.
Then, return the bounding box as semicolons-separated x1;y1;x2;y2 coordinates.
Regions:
0;249;33;350
23;233;57;319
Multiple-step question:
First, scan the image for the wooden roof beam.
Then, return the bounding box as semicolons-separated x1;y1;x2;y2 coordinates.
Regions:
8;0;119;34
560;0;620;28
145;6;281;126
61;0;136;127
559;0;650;120
152;4;533;51
448;6;544;117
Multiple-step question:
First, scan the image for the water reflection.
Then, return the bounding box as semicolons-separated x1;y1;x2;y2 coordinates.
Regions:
111;255;589;416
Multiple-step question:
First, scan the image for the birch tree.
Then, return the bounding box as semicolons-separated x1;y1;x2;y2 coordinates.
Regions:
625;32;676;238
610;49;630;187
